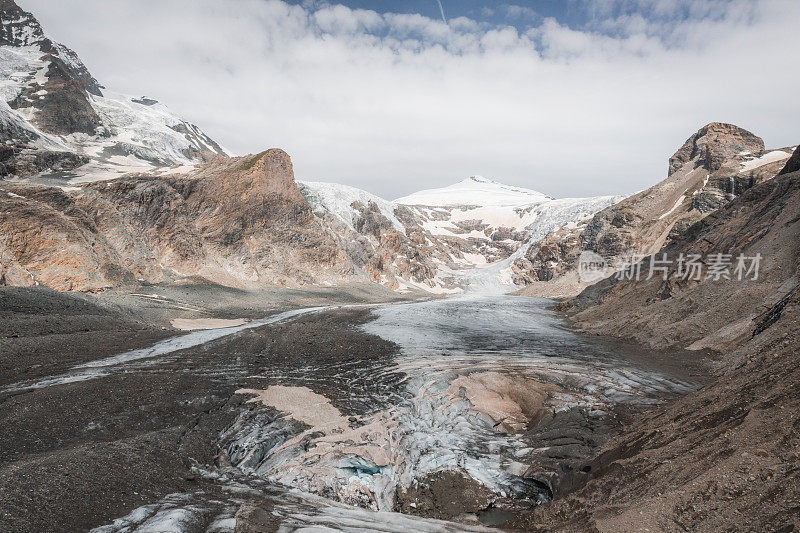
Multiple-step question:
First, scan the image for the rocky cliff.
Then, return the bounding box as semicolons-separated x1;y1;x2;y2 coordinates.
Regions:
0;150;353;291
516;123;794;298
667;121;765;175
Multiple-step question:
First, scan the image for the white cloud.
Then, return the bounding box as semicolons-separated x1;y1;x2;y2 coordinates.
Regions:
502;4;539;21
18;0;800;199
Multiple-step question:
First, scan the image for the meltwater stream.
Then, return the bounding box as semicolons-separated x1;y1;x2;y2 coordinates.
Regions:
91;295;696;532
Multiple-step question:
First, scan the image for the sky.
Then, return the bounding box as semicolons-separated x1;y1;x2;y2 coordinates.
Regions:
20;0;800;200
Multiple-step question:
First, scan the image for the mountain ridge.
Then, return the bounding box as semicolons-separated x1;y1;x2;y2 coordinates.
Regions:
510;149;800;532
1;1;792;298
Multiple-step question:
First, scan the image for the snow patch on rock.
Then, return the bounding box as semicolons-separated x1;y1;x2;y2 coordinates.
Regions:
299;181;405;234
739;149;791;173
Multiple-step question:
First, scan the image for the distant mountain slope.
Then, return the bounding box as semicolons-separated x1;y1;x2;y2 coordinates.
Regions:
302;177;619;294
0;0;228;183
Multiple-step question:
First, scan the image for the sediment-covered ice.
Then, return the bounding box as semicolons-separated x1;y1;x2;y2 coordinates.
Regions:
219;296;694;514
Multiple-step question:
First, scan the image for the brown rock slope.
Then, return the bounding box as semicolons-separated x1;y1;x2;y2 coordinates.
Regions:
562;152;800;351
516;123;794;298
514;290;799;532
509;153;800;532
0;150;354;291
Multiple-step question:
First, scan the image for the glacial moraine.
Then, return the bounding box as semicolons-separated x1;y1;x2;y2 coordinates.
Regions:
1;293;703;532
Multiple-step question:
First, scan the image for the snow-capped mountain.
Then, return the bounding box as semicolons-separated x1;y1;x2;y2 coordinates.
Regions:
0;0;616;297
396;176;566;267
0;0;228;183
394;176;552;207
301;176;621;294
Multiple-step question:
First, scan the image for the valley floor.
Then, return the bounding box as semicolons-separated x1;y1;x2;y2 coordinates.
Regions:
0;283;795;532
0;283;407;532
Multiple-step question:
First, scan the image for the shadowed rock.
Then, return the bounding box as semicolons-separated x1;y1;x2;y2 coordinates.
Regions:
778;145;800;176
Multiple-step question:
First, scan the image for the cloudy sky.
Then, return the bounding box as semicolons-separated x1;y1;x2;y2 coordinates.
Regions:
21;0;800;199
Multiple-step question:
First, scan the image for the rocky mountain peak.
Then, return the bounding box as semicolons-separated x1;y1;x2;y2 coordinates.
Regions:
395;175;551;207
0;0;102;96
462;175;495;184
225;149;300;199
668;122;764;176
0;0;45;47
247;148;293;181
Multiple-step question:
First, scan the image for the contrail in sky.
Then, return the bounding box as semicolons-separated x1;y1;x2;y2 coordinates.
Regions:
435;0;448;24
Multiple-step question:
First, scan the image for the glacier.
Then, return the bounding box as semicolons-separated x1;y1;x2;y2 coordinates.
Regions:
303;175;623;295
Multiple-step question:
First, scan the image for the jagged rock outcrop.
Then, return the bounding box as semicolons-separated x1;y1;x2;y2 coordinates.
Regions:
668;122;764;175
9;56;102;136
0;147;88;177
0;150;354;291
778;145;800;175
517;124;793;297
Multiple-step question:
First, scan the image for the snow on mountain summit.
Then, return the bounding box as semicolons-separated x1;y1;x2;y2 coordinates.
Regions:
394;176;552;207
0;0;229;183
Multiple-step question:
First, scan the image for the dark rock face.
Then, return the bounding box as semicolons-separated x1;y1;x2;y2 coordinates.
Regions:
0;148;89;178
0;0;45;47
580;207;637;259
2;0;103;137
131;97;158;106
668;122;764;176
10;57;102;136
778;145;800;176
689;190;724;213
